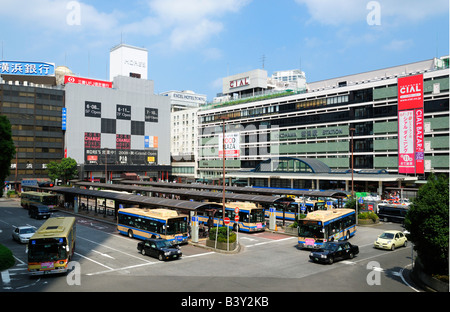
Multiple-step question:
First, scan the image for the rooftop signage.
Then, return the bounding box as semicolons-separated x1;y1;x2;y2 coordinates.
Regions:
0;61;55;76
64;75;112;88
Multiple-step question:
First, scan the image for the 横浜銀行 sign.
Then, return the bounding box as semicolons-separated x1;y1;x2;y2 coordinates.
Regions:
0;61;55;76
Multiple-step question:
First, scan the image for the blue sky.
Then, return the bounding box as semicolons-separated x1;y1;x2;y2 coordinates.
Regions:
0;0;448;100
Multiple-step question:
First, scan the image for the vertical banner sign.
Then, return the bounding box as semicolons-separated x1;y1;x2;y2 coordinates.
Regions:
415;109;424;173
397;74;424;174
219;132;240;158
398;111;415;173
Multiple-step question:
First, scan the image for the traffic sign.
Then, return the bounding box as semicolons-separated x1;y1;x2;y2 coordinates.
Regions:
235;207;239;214
235;215;239;222
224;217;230;225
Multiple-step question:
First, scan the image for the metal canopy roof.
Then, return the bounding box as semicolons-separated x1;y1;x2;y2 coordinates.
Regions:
74;182;293;205
119;180;348;198
37;186;223;211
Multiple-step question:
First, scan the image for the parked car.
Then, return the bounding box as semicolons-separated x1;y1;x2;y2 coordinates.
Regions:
137;238;182;261
12;226;36;243
28;204;51;219
309;241;359;264
374;230;407;250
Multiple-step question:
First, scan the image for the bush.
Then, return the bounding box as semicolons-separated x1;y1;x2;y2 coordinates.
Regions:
0;244;15;271
209;226;236;243
358;211;379;222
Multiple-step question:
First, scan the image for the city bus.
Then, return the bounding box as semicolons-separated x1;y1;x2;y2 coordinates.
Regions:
376;203;409;223
21;191;58;211
117;208;189;245
197;202;266;233
27;217;76;275
266;199;325;221
297;208;356;249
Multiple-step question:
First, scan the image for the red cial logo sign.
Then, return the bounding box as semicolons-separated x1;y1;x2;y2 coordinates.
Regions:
398;74;423;110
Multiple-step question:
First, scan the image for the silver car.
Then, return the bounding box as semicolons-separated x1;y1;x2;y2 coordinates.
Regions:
12;226;36;243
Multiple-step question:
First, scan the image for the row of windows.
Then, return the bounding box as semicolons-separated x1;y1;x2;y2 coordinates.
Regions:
3;113;61;122
1;102;62;111
13;136;62;143
16;147;62;153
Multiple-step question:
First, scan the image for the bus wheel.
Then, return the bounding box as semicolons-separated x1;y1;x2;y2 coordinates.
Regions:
345;232;350;240
128;230;133;238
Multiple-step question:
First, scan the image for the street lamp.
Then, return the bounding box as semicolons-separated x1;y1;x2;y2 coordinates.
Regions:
219;116;229;224
105;148;108;184
350;127;355;197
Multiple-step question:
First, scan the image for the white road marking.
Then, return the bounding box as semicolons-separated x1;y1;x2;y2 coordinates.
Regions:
91;250;115;259
86;250;216;276
246;236;296;248
75;252;114;270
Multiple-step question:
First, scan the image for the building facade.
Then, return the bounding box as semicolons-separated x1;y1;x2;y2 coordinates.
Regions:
162;90;207;182
197;56;449;193
64;75;171;182
0;61;64;185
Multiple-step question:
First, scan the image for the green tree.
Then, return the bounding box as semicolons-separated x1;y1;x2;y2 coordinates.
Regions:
47;157;78;184
404;173;449;275
0;115;16;196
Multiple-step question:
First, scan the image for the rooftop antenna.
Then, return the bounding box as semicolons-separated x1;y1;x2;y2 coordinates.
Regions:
261;54;266;69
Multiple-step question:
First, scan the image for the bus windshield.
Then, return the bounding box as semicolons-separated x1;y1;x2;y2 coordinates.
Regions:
166;218;188;235
249;209;265;223
28;238;67;262
298;222;324;239
42;196;58;206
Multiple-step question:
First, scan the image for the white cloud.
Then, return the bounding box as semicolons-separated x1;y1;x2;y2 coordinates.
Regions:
383;39;414;51
0;0;252;53
145;0;252;50
0;0;120;34
295;0;449;26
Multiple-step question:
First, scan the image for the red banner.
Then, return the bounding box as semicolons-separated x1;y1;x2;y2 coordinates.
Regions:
415;108;424;174
398;110;415;173
64;75;112;88
397;74;423;110
397;74;424;174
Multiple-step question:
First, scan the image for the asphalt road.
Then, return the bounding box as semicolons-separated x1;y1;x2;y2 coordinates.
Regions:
1;197;422;298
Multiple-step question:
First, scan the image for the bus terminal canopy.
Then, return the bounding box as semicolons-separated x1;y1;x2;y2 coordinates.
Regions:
118;180;348;199
35;186;224;212
74;182;294;205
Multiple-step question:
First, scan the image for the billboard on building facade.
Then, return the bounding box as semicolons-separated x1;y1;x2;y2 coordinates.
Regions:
397;74;424;174
219;132;240;158
64;75;112;88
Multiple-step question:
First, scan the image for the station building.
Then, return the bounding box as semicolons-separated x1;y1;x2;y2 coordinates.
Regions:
197;56;449;195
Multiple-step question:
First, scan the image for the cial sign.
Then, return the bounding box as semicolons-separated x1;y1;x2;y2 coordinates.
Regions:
229;77;250;89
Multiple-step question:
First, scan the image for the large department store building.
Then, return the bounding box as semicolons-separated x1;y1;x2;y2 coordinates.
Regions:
197;56;449;194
